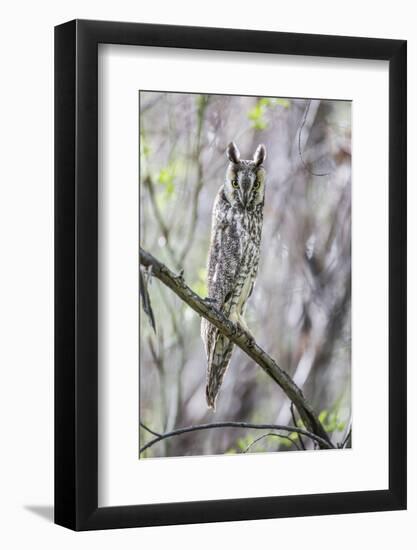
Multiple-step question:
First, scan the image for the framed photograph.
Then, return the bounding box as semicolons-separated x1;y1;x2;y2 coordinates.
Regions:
55;20;406;530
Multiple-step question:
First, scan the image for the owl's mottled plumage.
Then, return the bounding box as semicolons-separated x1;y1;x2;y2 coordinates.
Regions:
201;142;267;409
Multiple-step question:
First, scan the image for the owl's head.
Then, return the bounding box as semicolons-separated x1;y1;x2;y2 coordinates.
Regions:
224;142;267;210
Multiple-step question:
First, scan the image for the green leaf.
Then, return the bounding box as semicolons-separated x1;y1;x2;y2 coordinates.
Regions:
156;162;179;200
259;97;271;107
253;119;267;131
247;97;291;131
275;98;291;109
158;167;173;185
247;100;268;131
277;435;292;448
318;410;328;423
236;438;246;451
248;104;263;121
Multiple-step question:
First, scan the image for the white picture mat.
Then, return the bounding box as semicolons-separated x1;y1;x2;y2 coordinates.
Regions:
98;44;389;507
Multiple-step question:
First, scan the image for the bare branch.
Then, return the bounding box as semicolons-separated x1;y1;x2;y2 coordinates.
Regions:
139;247;333;448
139;421;333;455
140;422;162;437
341;424;352;449
290;402;306;450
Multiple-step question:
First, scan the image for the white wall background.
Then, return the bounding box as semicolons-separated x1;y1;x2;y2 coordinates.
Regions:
0;1;414;548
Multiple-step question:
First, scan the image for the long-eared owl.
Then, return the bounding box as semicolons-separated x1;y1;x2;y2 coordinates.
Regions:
201;141;267;409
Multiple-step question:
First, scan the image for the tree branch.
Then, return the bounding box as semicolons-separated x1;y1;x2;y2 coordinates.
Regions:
140;422;162;437
290;402;306;450
139;247;333;448
139;421;333;455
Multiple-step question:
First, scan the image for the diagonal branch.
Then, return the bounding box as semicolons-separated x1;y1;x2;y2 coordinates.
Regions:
139;247;332;448
139;421;333;455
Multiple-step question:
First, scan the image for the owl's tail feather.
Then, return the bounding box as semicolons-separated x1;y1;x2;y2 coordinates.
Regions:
205;331;234;410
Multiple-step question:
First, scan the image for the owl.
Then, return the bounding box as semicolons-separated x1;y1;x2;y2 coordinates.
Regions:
201;141;267;409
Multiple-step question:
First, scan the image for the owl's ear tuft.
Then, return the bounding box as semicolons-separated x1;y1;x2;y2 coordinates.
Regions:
253;144;266;166
227;142;240;164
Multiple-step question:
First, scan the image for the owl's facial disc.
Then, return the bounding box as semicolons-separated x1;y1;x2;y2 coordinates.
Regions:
238;170;256;207
225;163;266;209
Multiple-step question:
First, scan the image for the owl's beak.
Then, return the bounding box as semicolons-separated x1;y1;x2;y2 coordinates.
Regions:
241;183;249;207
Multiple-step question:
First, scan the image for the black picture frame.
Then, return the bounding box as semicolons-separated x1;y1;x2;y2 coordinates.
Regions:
55;19;407;531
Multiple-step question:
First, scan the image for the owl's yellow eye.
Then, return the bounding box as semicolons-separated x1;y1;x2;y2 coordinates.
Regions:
253;179;261;190
231;179;239;189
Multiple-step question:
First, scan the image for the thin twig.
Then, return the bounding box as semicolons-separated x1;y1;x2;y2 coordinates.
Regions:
140;422;162;437
243;432;301;453
143;174;180;270
157;284;186;429
139;267;156;332
341;424;352;448
290;402;306;450
178;95;209;264
139;421;332;454
298;99;330;177
147;336;163;374
139;247;333;448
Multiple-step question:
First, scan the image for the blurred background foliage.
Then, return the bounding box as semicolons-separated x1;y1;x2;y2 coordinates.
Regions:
139;91;351;458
